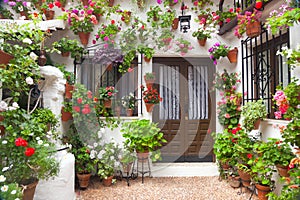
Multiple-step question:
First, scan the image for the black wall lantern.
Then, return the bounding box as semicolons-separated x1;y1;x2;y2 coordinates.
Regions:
179;2;191;33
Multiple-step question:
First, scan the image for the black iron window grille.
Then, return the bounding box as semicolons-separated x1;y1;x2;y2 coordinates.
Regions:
74;45;143;117
241;28;290;119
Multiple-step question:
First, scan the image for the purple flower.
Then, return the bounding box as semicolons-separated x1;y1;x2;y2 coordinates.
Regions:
215;42;220;47
213;60;217;65
80;10;84;15
157;0;162;4
72;9;79;14
208;47;213;53
22;1;28;7
209;55;214;59
174;0;178;2
8;1;16;6
3;0;9;3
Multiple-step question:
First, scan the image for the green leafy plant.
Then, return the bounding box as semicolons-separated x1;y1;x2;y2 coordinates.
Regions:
208;42;230;65
121;93;137;109
192;24;215;40
137;45;155;59
146;5;162;27
144;72;156;81
217;95;242;127
121;119;167;161
73;146;96;174
52;37;84;58
0;6;14;19
160;8;176;28
241;99;267;132
157;29;174;49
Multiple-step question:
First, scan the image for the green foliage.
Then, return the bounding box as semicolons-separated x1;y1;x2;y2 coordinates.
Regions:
31;108;58;131
144;72;156;80
52;37;85;58
146;6;162;28
213;69;241;93
217;97;242;127
212;129;236;163
160;9;176;28
0;6;14;19
73;146;96;174
241;99;267;132
137;45;155;59
55;64;75;85
121;119;167;161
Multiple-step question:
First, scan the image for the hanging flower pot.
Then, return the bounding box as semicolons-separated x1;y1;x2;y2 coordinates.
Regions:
198;38;207;47
172;18;179;30
61;52;70;57
144;57;151;63
246;20;261;38
61;107;73;122
276;164;290;177
145;103;155;112
0;50;14;67
255;184;272;200
45;10;55;20
227;47;238;63
77;173;91;189
126;108;133;116
0;114;5;136
144;75;155;88
103;99;112;108
102;176;113;186
78;32;90;46
65;83;74;99
108;0;114;7
81;0;89;6
136;0;145;8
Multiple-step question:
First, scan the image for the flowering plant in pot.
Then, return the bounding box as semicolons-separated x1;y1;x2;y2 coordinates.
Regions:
175;37;194;56
217;95;242;127
276;45;300;69
96;20;121;43
121;119;167;162
5;0;32;16
0;104;59;187
208;42;230;65
0;171;23;200
137;45;155;62
213;69;241;95
234;9;262;38
121;93;137;116
141;85;162;112
52;37;84;58
98;86;118;108
159;8;176;28
146;5;162;27
192;24;215;46
157;29;174;49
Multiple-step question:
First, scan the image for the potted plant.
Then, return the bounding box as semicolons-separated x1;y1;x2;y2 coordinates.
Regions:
141;85;162;112
73;146;96;188
175;37;194;56
96;142;121;186
208;42;231;65
241;99;267;132
121;93;137;116
53;37;83;58
121;119;167;162
160;8;176;29
61;101;73;121
235;9;262;38
4;0;32;19
56;64;75;99
0;6;14;19
66;4;98;45
137;45;155;63
213;69;241;95
96;21;121;43
157;29;174;49
120;145;136;174
31;108;58;131
98;86;118;108
192;24;215;46
146;6;162;27
277;45;300;69
144;72;156;88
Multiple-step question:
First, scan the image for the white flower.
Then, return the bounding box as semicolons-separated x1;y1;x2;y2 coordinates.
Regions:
1;185;8;192
110;156;114;160
47;130;53;135
18;6;23;12
35;137;40;141
2;140;7;144
30;52;38;60
0;101;8;111
22;38;32;44
90;150;96;159
12;102;19;109
11;190;16;194
0;175;6;182
15;198;20;200
38;140;43;145
29;132;34;136
44;143;49;147
25;77;34;85
93;143;98;147
27;2;31;7
2;167;9;172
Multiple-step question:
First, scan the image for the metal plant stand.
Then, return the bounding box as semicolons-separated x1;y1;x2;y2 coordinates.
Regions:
134;155;152;184
120;163;137;186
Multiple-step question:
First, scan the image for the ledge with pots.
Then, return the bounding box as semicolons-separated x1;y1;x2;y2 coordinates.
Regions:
0;19;66;31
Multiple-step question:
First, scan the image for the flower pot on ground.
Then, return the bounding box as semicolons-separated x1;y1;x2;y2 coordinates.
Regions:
102;176;113;186
77;173;91;189
228;175;240;188
0;50;14;67
237;169;251;187
246;20;261;38
22;180;39;200
255;184;272;200
227;47;238;63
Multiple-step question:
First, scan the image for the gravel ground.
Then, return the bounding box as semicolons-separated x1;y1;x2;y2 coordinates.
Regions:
77;176;259;200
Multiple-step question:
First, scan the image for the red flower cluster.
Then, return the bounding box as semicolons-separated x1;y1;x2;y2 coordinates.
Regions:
15;137;35;157
141;85;162;104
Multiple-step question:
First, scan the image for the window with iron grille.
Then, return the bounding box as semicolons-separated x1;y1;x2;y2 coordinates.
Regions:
241;29;291;119
75;52;141;117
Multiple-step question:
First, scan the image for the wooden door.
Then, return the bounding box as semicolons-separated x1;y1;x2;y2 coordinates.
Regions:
152;57;215;162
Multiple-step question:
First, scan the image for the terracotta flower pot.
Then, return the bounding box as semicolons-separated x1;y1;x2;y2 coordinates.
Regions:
61;52;70;57
276;164;289;177
22;180;39;200
137;151;149;163
0;114;5;136
20;11;29;20
253;119;261;130
65;83;74;99
102;176;113;186
108;0;114;7
114;106;121;117
126;108;133;116
104;99;112;108
227;47;238;63
238;169;251;187
228;176;240;188
81;0;89;6
78;32;90;46
172;18;179;30
198;38;207;47
0;50;14;67
61;107;73;122
45;10;55;20
255;184;271;200
246;20;261;38
144;57;151;63
145;103;155;112
77;173;91;189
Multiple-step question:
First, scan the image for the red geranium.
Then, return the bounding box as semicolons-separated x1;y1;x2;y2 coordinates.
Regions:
141;85;162;104
24;147;35;157
15;137;28;147
247;153;253;159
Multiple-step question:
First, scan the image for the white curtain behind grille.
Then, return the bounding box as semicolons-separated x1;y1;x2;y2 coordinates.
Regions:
159;66;180;120
188;65;208;119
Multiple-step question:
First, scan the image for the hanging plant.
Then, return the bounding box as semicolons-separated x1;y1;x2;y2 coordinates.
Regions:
93;44;123;66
